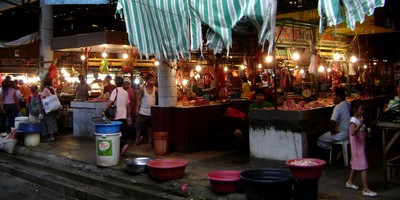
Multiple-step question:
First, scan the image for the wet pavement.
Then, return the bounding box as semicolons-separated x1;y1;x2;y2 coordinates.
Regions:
4;130;400;199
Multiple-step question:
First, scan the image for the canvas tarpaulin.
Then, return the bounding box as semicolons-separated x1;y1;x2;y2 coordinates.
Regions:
318;0;385;32
116;0;277;60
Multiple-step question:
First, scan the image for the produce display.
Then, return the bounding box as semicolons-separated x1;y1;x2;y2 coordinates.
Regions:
289;159;318;166
263;93;372;111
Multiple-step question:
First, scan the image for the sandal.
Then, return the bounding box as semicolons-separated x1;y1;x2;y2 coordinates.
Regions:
346;182;359;190
362;190;378;197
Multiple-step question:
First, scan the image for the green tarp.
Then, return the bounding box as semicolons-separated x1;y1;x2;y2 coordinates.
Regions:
318;0;385;32
116;0;277;60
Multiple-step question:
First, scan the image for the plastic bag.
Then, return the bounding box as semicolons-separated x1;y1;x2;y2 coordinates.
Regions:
0;132;18;154
224;107;247;120
42;94;62;114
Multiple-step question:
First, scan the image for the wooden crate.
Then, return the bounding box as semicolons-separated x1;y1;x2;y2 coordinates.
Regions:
387;156;400;183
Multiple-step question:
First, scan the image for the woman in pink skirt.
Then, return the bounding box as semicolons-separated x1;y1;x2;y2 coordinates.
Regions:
345;100;378;197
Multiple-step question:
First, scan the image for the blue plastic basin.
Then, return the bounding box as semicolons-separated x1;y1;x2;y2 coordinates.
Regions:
94;121;122;134
17;122;43;133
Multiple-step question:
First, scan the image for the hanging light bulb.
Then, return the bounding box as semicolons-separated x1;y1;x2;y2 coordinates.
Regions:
80;54;86;61
195;64;201;72
154;61;160;66
182;79;188;86
266;55;273;63
134;77;140;85
257;64;262;69
318;65;325;72
350;55;358;63
363;65;368;69
300;69;304;74
223;66;228;72
295;65;299;69
293;52;300;61
327;68;332;72
122;52;129;59
333;52;341;61
240;65;245;70
102;51;107;58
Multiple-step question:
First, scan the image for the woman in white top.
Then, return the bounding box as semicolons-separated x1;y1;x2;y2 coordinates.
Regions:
134;74;157;145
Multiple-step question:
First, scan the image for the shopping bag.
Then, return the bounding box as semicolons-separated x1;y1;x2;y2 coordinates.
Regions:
0;132;18;154
42;94;62;114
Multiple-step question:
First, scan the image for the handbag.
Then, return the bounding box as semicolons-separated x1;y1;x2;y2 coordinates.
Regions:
105;89;118;119
42;92;62;114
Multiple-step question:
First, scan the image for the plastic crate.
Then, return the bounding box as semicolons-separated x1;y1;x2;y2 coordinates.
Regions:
387;156;400;183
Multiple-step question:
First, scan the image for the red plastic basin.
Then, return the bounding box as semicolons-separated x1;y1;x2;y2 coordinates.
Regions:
207;170;242;193
286;158;326;179
146;159;188;181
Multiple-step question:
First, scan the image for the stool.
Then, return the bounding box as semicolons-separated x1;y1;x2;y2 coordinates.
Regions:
329;140;350;167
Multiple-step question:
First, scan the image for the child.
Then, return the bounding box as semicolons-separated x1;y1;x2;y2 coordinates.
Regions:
345;100;378;197
249;89;273;109
26;85;41;122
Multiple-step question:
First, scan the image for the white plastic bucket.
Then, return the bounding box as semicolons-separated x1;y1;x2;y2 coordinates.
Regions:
95;132;121;167
24;132;40;146
15;116;29;129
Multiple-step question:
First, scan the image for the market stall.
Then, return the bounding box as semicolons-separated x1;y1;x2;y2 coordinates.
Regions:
248;95;386;161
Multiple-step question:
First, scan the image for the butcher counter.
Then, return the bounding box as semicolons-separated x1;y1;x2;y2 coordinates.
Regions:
248;96;387;161
70;101;108;138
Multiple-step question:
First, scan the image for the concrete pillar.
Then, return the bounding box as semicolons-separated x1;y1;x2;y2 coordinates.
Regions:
157;61;177;107
39;0;53;79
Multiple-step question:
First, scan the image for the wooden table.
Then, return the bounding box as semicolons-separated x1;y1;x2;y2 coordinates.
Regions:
376;122;400;188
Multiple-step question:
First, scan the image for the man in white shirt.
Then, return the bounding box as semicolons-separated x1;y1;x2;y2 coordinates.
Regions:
318;87;350;150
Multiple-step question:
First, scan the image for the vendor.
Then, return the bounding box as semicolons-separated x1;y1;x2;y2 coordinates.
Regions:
241;76;251;99
249;89;273;109
384;84;400;111
74;75;91;101
103;75;116;95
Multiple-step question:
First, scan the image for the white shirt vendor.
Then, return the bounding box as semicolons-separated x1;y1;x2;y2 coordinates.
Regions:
318;93;351;149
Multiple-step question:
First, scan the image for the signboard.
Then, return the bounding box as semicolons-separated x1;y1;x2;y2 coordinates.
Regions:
275;26;313;46
318;33;349;48
44;0;108;5
0;58;39;67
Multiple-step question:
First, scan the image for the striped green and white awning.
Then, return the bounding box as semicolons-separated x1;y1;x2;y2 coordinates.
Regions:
116;0;277;60
318;0;385;32
189;0;277;56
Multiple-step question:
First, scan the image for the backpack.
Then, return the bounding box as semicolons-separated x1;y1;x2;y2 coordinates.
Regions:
29;95;41;116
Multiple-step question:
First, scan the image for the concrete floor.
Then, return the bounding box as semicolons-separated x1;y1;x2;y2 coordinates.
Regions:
14;130;400;200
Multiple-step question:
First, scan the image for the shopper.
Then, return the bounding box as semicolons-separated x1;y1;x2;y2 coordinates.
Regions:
122;77;138;136
41;78;58;141
26;85;41;122
317;87;350;157
18;79;32;98
345;100;378;197
102;76;131;156
134;74;157;145
74;74;91;100
0;78;20;133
